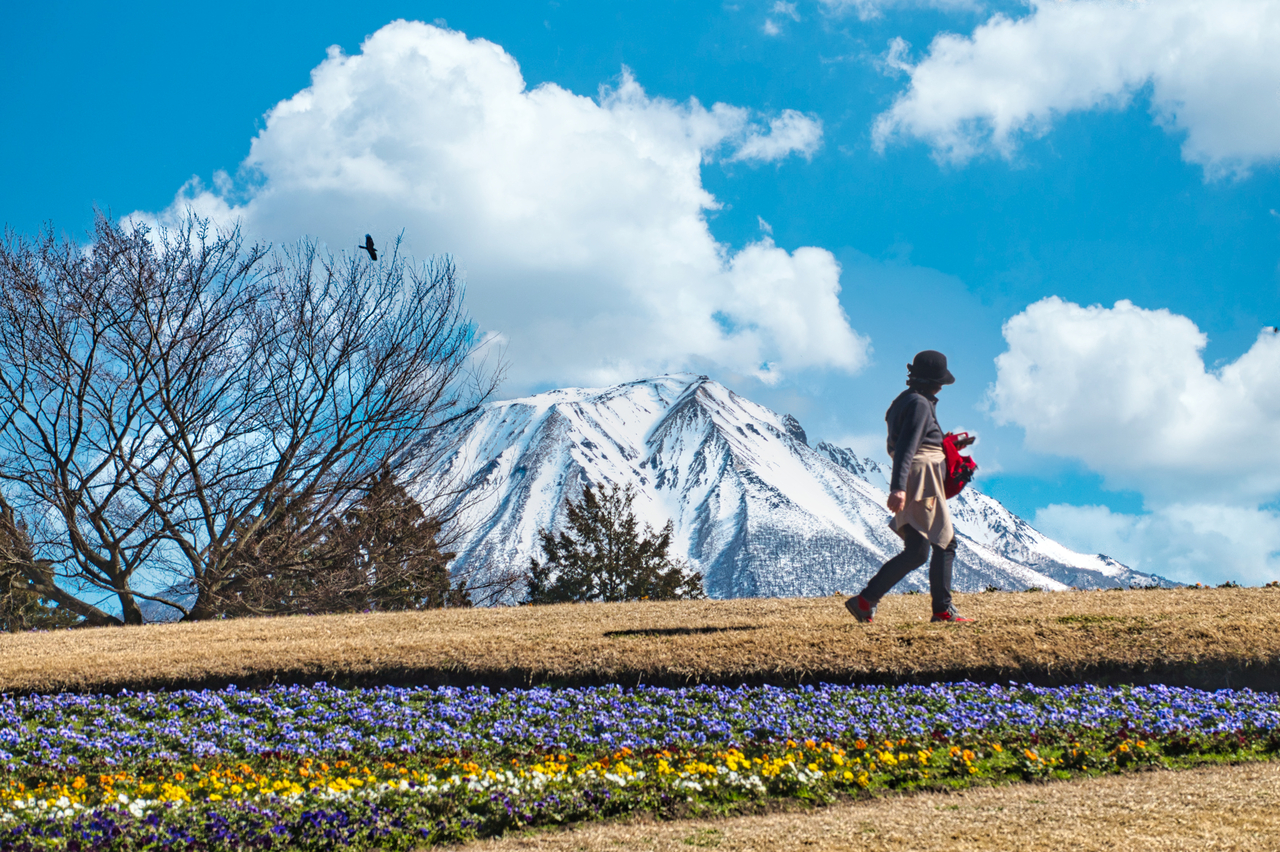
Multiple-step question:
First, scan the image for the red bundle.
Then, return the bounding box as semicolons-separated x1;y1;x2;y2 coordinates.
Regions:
942;432;978;498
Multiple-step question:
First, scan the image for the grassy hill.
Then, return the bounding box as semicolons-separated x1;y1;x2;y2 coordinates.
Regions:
3;587;1278;695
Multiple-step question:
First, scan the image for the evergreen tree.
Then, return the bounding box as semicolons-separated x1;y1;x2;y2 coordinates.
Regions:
0;504;80;631
525;483;704;604
319;470;470;611
217;470;469;615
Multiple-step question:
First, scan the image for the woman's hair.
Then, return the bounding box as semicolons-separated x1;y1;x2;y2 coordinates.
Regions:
906;377;941;393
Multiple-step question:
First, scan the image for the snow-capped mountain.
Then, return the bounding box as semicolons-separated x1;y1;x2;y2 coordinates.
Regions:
415;374;1169;600
813;444;1148;591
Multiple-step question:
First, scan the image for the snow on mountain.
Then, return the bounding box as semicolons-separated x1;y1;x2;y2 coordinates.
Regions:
812;445;1152;590
416;374;1169;601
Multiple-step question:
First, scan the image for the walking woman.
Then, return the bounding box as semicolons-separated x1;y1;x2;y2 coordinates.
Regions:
846;350;972;624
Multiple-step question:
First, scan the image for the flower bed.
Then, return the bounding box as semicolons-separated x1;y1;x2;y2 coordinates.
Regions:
2;682;1278;850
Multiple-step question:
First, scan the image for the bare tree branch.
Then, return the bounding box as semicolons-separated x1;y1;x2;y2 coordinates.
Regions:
0;213;501;623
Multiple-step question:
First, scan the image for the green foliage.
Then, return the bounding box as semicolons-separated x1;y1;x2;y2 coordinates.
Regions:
525;483;704;604
320;470;471;612
218;470;469;616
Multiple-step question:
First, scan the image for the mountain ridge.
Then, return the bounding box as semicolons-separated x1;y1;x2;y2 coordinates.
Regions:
415;374;1170;600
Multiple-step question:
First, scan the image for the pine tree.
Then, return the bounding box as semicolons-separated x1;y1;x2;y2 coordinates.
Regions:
319;470;470;611
0;503;80;631
525;483;704;604
217;470;469;615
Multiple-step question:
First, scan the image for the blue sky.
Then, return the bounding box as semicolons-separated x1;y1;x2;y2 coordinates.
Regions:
4;0;1279;583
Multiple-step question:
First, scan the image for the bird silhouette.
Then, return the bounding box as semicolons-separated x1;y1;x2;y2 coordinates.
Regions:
358;234;377;261
1266;326;1279;333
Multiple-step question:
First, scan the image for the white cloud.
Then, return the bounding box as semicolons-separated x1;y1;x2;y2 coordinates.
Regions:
881;36;914;76
138;21;860;390
773;2;802;21
989;297;1280;504
828;431;888;461
873;0;1280;175
728;110;823;162
820;0;982;23
1035;503;1280;586
992;298;1280;585
764;1;800;34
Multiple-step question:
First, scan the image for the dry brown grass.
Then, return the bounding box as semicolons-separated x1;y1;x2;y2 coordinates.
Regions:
462;760;1280;852
2;588;1279;694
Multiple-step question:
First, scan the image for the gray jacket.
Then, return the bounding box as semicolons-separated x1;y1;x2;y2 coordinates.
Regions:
885;387;943;493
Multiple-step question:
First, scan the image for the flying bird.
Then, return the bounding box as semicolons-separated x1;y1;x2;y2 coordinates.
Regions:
358;234;377;261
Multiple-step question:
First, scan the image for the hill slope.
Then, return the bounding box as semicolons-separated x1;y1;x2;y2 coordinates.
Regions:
1;589;1276;694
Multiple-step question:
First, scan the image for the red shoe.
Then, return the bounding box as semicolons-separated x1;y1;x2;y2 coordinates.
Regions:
845;595;875;623
931;608;973;623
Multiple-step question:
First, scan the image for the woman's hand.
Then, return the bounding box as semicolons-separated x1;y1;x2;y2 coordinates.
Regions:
887;490;906;513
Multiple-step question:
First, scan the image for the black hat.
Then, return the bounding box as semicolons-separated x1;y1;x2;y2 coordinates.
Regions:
908;350;955;385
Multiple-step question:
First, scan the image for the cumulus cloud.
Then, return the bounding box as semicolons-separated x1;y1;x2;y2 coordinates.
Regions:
1035;503;1280;587
992;298;1280;584
873;0;1280;175
989;297;1280;504
820;0;982;22
137;21;857;389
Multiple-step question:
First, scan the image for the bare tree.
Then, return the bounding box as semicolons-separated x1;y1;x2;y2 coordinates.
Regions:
0;213;500;624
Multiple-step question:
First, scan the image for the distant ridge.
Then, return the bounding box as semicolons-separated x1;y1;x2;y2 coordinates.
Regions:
415;374;1170;600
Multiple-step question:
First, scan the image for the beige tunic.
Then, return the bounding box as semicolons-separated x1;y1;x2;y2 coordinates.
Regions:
891;443;954;548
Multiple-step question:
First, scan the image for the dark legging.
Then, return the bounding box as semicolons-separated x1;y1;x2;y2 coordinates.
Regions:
860;525;955;614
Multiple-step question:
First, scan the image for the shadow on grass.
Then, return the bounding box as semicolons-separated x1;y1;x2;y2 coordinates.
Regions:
602;626;760;638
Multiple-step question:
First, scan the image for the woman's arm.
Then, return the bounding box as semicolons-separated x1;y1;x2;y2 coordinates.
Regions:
889;396;930;494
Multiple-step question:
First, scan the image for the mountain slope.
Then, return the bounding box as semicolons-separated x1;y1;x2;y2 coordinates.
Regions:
417;375;1169;599
814;444;1143;590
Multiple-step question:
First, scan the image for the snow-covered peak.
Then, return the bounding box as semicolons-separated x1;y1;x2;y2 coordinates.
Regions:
417;375;1170;600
